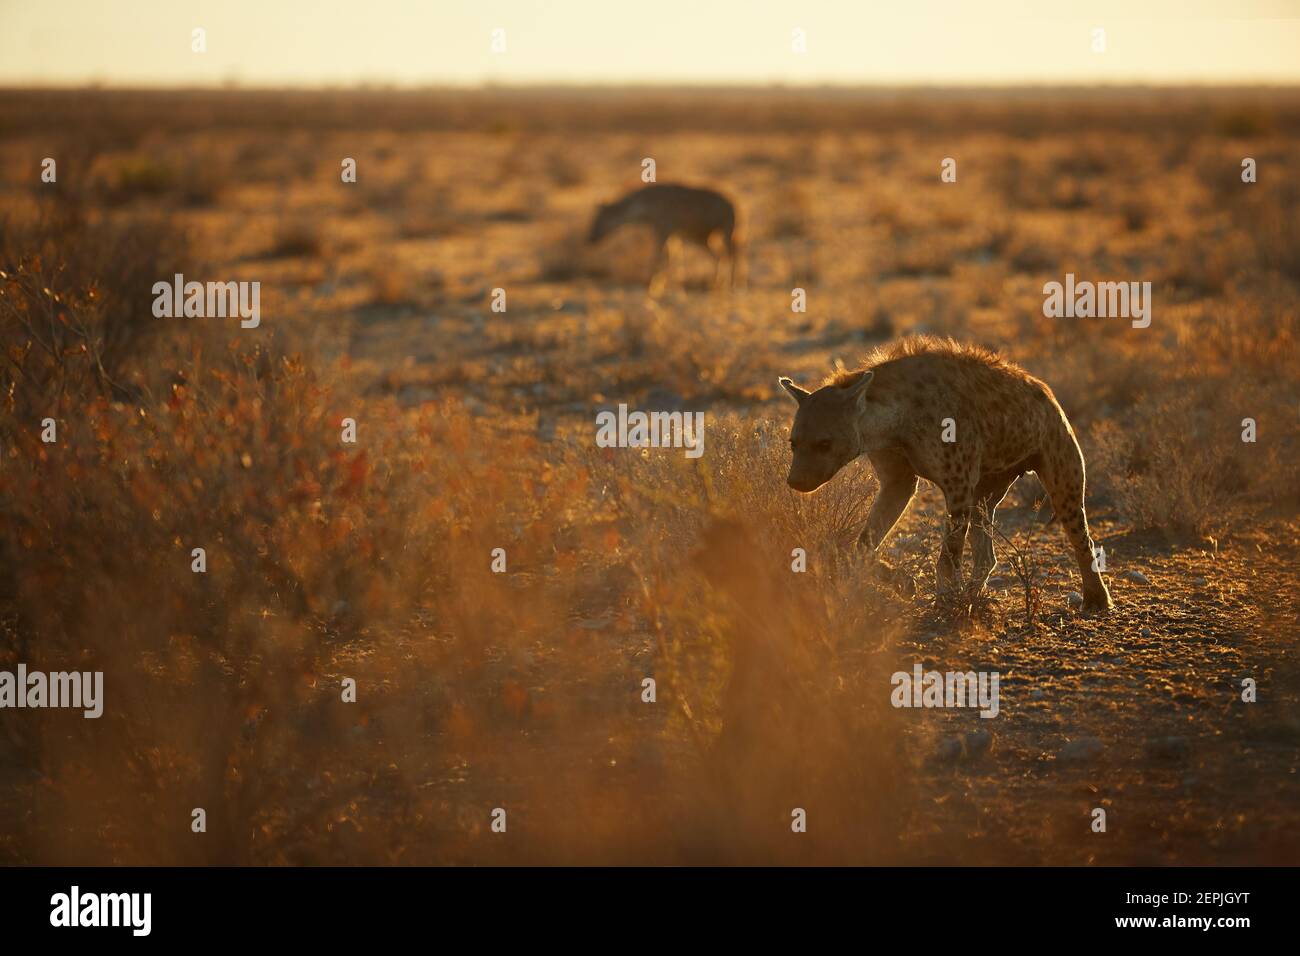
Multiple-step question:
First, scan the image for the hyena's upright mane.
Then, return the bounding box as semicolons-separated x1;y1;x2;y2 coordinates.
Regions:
825;335;1033;388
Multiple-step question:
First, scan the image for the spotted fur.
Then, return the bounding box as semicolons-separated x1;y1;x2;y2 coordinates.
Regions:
780;336;1112;612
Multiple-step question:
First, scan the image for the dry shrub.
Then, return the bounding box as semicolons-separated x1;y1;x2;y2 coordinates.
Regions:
0;203;191;386
102;154;174;203
1198;148;1300;281
546;149;586;188
1193;144;1253;205
393;185;461;238
1181;299;1298;373
1214;106;1274;139
988;521;1043;635
0;212;448;860
1116;192;1154;233
0;329;450;861
0;264;115;426
268;217;326;259
611;306;783;404
663;519;907;863
768;185;813;239
1086;389;1259;535
538;227;608;282
952;261;1008;309
1003;232;1061;275
2;289;916;863
366;258;421;306
0;310;611;862
1162;238;1239;297
587;416;913;862
86;152;226;208
885;236;955;278
1248;179;1300;282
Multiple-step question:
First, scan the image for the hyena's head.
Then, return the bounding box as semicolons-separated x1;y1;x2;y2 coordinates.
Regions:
779;370;884;493
588;202;620;244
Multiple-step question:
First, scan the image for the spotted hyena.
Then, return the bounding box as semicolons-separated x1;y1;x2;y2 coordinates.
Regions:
779;336;1112;613
588;183;740;288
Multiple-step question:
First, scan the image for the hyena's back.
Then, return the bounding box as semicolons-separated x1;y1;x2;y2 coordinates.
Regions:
874;350;1067;478
616;183;736;244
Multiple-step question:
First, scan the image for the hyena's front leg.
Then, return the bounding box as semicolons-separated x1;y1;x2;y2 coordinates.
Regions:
858;477;918;551
935;474;978;597
857;459;919;595
936;505;972;596
857;453;918;552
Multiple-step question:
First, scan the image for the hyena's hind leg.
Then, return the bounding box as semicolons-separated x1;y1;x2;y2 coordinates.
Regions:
968;467;1023;595
707;229;742;289
1037;438;1113;613
648;231;672;295
707;231;730;289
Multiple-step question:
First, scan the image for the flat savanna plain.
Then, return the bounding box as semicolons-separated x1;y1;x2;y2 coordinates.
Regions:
0;88;1297;864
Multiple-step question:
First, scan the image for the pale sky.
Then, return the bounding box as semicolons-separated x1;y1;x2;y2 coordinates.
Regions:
2;0;1300;87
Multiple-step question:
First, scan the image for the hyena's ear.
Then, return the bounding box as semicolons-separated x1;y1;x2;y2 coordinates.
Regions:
843;370;874;402
779;376;810;405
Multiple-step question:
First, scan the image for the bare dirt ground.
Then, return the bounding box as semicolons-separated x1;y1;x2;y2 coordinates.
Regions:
0;88;1297;864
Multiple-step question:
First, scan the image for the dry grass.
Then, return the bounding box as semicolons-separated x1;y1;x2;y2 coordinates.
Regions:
1;87;1298;864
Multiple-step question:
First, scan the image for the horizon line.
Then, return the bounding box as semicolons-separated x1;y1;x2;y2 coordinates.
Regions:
7;78;1300;92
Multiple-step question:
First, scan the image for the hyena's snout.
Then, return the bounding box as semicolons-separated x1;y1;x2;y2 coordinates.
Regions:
786;463;830;494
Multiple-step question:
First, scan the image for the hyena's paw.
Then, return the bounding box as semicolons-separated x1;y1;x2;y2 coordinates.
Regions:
1068;590;1114;615
1082;592;1114;615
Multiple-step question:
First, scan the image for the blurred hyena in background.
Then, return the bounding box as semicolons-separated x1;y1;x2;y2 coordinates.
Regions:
588;182;741;289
